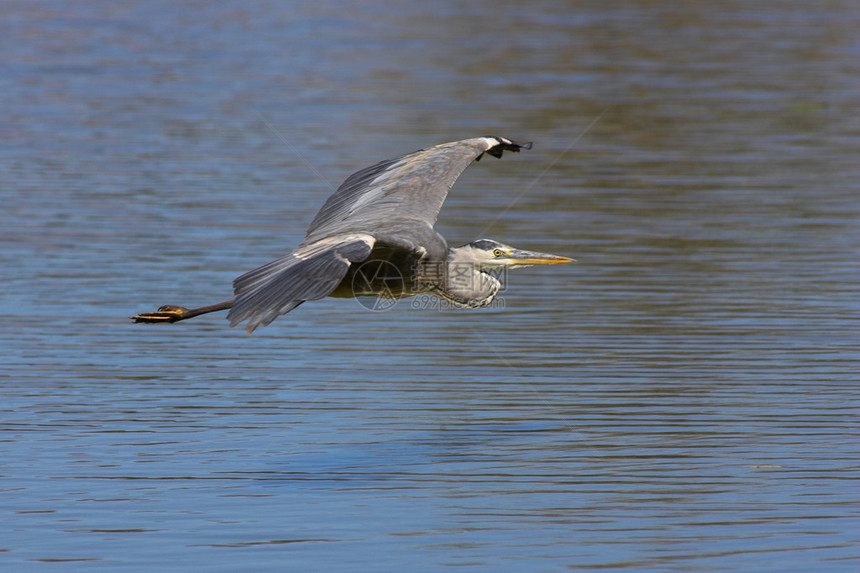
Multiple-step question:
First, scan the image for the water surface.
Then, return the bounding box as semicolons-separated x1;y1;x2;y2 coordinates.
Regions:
2;1;859;570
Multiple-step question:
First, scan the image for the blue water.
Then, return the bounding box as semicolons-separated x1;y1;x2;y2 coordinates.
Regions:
2;1;859;570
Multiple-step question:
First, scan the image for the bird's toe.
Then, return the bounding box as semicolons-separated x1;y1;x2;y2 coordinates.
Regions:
131;305;189;323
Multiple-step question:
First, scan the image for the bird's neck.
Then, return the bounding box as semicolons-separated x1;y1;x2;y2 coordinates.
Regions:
428;247;501;308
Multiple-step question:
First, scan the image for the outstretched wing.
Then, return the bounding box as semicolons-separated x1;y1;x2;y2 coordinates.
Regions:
228;136;530;332
228;233;375;333
301;136;531;245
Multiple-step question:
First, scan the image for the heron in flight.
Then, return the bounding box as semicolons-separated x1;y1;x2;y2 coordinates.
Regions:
133;136;572;333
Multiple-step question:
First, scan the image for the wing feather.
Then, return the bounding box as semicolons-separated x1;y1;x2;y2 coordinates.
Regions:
302;136;530;244
228;234;375;332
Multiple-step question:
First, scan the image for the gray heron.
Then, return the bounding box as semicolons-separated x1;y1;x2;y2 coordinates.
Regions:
133;136;572;333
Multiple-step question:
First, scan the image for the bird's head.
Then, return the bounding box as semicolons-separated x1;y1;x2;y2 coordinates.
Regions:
456;239;574;270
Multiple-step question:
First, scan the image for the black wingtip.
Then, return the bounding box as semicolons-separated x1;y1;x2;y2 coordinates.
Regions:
484;136;533;159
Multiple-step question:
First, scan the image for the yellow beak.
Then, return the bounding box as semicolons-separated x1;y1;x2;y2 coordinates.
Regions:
506;249;574;265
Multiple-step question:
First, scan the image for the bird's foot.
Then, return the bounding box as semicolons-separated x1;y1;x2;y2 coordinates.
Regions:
131;305;189;323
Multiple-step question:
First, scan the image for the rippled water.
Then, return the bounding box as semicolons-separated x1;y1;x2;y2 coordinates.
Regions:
2;1;859;570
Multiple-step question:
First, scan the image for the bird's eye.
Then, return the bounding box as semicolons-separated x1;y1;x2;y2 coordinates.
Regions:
493;249;502;257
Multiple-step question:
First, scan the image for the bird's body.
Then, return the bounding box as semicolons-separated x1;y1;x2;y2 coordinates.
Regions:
133;136;572;332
